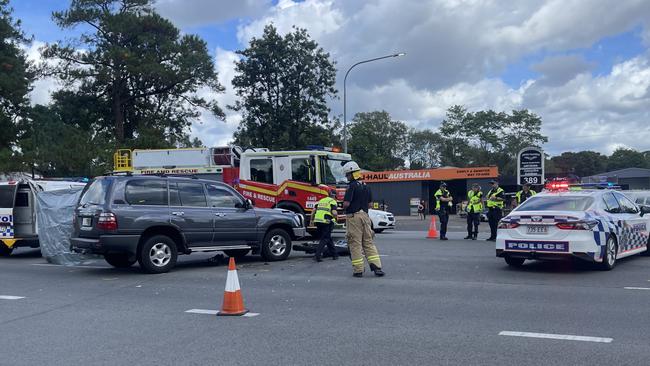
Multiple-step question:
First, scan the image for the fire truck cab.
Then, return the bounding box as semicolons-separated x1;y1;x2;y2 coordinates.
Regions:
237;149;352;216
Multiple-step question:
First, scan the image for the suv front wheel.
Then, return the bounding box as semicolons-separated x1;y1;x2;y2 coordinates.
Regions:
138;235;178;274
260;228;291;261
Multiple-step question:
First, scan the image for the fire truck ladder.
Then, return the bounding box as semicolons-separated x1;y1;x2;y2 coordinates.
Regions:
114;149;133;172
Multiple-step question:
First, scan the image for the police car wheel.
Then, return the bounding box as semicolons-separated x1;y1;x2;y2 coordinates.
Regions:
261;229;291;261
599;236;617;271
104;253;136;268
504;256;525;267
0;244;13;257
373;229;384;233
138;235;178;274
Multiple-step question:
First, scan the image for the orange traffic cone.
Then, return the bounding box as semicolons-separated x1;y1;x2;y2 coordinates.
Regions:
426;216;439;239
217;257;249;316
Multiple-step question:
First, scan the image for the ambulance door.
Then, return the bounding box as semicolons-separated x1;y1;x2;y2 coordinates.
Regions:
13;185;36;237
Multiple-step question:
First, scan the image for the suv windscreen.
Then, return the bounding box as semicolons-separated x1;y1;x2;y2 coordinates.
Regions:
80;179;111;206
125;180;168;205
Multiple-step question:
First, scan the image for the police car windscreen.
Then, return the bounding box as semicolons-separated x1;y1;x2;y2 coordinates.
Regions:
0;185;17;208
516;196;594;212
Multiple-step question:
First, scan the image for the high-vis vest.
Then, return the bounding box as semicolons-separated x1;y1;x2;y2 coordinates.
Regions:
434;189;453;211
313;197;337;224
466;190;483;213
515;189;537;204
486;187;505;209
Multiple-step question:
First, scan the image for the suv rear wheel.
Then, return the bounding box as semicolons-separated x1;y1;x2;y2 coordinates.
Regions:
104;253;136;268
138;235;178;274
260;228;291;261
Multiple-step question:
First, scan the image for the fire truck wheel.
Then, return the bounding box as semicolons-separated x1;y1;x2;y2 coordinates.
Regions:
0;244;13;257
261;228;291;261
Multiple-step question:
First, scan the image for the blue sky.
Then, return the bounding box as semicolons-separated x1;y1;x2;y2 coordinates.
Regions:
10;0;650;155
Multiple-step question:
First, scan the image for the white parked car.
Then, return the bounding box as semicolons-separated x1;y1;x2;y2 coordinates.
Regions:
368;209;395;233
496;189;650;270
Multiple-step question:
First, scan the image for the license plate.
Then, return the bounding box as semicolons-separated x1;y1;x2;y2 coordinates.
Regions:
527;225;548;235
82;217;92;227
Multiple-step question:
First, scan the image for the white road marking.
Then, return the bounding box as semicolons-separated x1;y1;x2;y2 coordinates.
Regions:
0;295;25;300
31;263;109;269
185;309;259;317
499;331;612;343
624;287;650;291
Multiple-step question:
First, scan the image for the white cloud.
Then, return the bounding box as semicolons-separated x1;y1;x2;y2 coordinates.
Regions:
236;0;344;45
155;0;271;27
22;41;60;106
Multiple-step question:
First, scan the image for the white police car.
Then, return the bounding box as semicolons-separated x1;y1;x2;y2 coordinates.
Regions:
496;189;650;270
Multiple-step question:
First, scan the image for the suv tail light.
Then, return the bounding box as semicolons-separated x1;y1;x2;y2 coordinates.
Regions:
498;221;520;229
556;221;595;230
97;213;118;231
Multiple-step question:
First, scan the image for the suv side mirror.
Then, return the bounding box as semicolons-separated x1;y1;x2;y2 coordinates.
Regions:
246;199;254;209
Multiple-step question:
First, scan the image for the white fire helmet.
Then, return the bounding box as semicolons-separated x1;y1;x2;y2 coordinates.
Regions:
342;161;361;174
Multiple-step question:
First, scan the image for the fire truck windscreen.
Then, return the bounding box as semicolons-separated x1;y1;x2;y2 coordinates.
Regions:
323;158;349;185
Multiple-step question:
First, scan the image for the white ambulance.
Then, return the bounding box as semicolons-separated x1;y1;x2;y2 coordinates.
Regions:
0;179;86;256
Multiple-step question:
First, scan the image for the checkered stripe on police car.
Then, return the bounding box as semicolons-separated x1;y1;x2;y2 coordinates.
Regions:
591;217;649;259
0;227;14;238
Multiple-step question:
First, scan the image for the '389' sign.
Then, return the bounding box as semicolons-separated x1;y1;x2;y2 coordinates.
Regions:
517;147;544;186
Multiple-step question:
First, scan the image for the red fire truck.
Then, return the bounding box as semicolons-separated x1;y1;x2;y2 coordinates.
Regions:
113;146;352;230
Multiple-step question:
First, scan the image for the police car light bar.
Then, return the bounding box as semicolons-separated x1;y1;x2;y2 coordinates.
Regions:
568;183;621;190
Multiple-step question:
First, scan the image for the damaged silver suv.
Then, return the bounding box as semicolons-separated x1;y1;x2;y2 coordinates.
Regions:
71;176;305;273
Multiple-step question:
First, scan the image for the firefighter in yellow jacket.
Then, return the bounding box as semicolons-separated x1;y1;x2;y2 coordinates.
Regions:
312;189;339;262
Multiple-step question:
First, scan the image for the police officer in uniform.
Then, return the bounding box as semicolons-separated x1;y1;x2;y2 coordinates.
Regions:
312;189;339;262
515;183;536;206
434;182;453;241
485;179;505;242
464;183;483;240
342;161;385;278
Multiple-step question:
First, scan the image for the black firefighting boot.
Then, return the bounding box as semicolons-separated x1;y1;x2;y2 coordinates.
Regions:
463;234;472;239
369;263;385;277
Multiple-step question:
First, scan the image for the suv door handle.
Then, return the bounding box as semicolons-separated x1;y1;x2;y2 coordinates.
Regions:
172;211;185;216
214;213;227;217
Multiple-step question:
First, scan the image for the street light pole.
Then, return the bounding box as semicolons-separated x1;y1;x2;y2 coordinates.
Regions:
343;52;405;153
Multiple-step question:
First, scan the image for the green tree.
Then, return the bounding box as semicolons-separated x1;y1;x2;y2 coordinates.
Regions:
0;0;34;172
405;129;443;169
348;111;408;171
439;105;547;175
42;0;223;148
231;24;338;150
550;151;608;177
607;148;648;171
